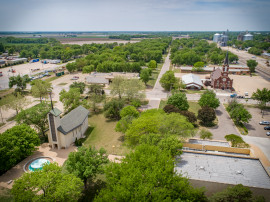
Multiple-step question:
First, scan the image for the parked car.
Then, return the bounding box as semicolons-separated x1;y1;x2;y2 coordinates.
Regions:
71;76;79;80
237;95;244;99
230;93;237;98
264;126;270;130
259;121;270;125
266;132;270;136
0;72;2;77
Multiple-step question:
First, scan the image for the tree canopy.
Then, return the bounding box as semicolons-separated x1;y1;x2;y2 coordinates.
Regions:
66;146;109;189
0;124;40;174
9;75;31;92
247;59;258;73
198;90;220;109
11;163;83;202
159;70;177;91
31;80;52;103
167;92;189;111
95;144;207;201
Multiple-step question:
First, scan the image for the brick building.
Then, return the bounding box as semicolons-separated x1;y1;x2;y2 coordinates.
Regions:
210;52;233;90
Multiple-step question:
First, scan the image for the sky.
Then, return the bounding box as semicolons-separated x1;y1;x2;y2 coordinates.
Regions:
0;0;269;31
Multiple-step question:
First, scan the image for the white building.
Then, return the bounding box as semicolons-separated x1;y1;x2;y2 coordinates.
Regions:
47;106;89;149
182;73;204;90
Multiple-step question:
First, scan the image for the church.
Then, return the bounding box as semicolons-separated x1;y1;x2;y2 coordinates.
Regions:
47;105;89;149
210;52;233;90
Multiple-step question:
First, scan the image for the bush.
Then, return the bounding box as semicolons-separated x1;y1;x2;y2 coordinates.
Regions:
200;129;213;140
104;99;125;120
131;99;142;108
225;134;249;148
179;111;197;123
198;106;216;126
120;106;139;118
163;104;181;113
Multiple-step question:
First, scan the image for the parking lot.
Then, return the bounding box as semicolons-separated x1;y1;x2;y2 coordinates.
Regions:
245;107;270;138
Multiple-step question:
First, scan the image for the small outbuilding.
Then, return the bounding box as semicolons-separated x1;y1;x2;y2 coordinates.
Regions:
182;73;204;90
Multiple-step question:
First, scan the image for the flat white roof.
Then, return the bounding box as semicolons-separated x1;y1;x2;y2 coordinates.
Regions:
175;152;270;189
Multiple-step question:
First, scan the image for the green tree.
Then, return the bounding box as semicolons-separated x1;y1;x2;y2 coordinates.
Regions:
104;99;125;120
2;92;29;114
229;105;252;125
198;90;220;109
9;75;31;92
252;88;270;117
66;62;77;73
59;88;85;112
198;106;216;126
95;144;206;201
11;163;83;202
148;60;157;69
88;84;106;113
140;68;150;84
70;81;85;94
66;146;108;189
110;76;125;99
126;109;194;145
192;62;204;72
8;47;15;55
0;124;40;174
82;65;95;73
0;43;5;52
16;103;51;138
120;105;139;118
167;93;189;111
209;184;264;202
160;70;176;91
31;80;52;103
247;59;258;73
123;79;145;101
200;129;213;140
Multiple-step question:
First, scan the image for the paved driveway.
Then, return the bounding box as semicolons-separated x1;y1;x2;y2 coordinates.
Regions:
208;104;239;141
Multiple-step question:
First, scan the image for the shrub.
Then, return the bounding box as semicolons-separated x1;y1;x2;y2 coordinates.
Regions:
120;106;139;118
179;111;197;123
163;104;181;113
200;129;213;140
225;134;249;148
167;93;189;111
198;106;216;126
104;99;124;120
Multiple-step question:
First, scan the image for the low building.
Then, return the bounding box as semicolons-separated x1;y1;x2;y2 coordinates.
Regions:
182;73;204;90
47;106;89;149
85;76;109;85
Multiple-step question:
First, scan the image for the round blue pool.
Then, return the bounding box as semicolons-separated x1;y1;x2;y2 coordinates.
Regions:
29;158;50;171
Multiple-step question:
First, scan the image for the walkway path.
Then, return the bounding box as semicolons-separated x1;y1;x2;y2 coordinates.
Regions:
143;52;171;109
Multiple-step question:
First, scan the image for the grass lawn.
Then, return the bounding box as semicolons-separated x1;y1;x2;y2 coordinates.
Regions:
45;76;61;83
0;89;14;99
58;83;68;86
83;114;130;155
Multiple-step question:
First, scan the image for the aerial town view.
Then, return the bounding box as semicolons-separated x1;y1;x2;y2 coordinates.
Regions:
0;0;270;201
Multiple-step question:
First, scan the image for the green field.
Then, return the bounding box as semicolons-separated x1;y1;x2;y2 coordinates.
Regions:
84;114;130;155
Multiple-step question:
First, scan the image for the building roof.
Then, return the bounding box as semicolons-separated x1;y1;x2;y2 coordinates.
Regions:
175;152;270;189
211;68;222;80
180;66;248;72
50;108;62;117
57;106;89;135
182;74;203;87
188;139;230;147
85;76;109;84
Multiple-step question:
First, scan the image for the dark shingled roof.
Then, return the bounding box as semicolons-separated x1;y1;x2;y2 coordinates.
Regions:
211;68;222;80
50;108;62;117
57;106;89;135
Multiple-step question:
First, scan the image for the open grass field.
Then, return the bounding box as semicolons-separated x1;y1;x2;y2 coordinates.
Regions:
84;114;130;155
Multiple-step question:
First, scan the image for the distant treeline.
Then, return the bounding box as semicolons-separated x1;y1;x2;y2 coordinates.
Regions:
4;37;54;44
109;34;158;40
66;38;171;73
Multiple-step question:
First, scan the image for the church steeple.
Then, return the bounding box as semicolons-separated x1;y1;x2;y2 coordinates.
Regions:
224;51;229;66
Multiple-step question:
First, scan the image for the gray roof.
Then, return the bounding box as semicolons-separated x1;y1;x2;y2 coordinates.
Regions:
175;152;270;189
182;74;203;87
57;106;89;135
50;108;62;117
188;139;230;147
85;76;109;84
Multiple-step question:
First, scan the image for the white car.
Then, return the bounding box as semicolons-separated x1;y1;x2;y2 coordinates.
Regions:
266;132;270;136
259;121;270;125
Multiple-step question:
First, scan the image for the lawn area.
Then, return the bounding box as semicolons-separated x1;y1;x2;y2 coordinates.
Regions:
45;75;61;83
0;186;13;202
83;114;130;155
147;64;162;88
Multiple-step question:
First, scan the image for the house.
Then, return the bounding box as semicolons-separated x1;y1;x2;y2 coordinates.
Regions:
47;106;89;149
210;52;233;90
182;74;203;90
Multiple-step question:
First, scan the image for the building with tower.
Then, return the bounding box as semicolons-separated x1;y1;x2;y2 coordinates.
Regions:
47;106;89;149
210;52;233;90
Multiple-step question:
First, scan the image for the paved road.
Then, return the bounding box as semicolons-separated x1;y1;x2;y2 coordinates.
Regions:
143;52;171;109
208;104;239;141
